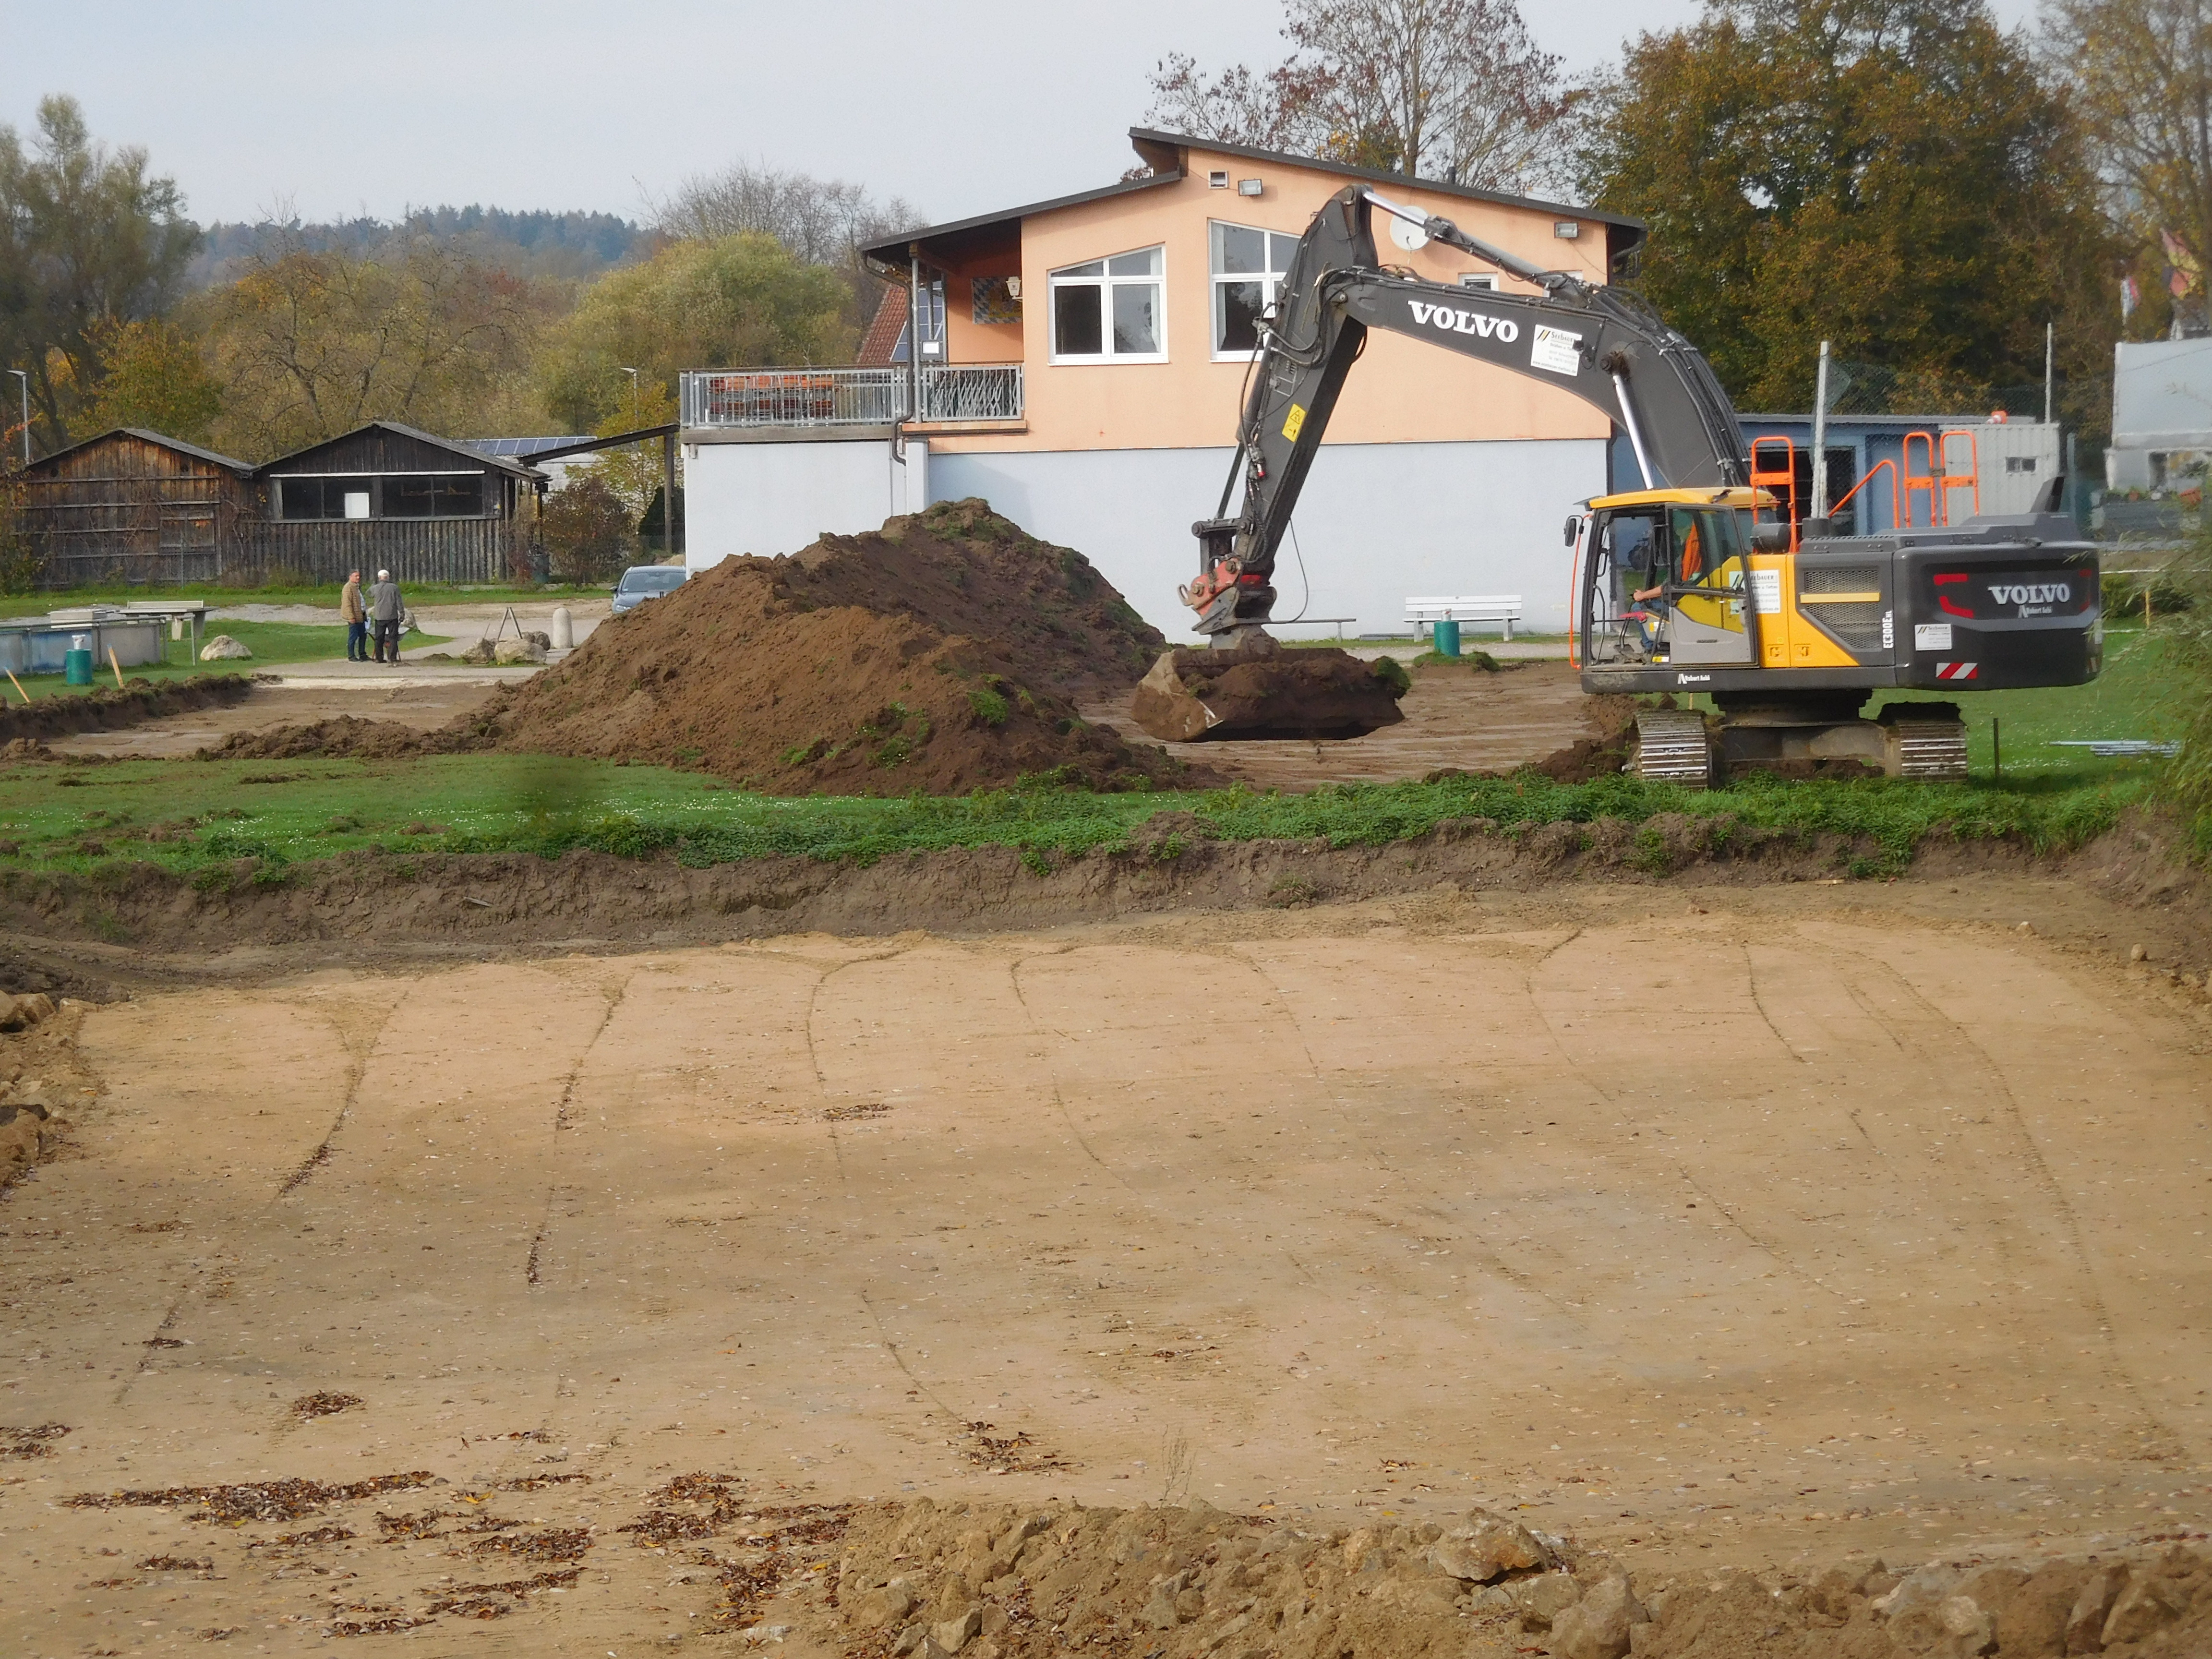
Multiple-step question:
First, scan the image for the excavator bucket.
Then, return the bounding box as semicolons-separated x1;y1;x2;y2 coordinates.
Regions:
1129;637;1407;742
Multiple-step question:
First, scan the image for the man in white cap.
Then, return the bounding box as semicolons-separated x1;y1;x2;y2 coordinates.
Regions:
367;568;404;664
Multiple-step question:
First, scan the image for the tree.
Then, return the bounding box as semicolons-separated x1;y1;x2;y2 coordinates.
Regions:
1577;0;2115;413
0;94;200;451
539;473;635;584
80;318;223;444
1144;0;1578;193
198;229;554;459
2044;0;2212;334
539;233;854;433
653;162;917;340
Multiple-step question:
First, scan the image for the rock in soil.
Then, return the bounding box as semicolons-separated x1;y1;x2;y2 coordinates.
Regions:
1130;637;1407;741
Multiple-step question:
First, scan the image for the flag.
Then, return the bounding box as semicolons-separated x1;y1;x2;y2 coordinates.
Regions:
2122;274;2141;319
2162;229;2200;292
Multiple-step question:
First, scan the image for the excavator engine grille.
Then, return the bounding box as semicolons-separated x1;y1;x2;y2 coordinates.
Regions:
1809;601;1887;652
1798;564;1881;594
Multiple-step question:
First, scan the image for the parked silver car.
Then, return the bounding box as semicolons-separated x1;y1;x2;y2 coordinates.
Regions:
610;565;689;614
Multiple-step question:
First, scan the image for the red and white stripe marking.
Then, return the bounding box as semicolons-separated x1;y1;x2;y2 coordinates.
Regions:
1936;661;1979;680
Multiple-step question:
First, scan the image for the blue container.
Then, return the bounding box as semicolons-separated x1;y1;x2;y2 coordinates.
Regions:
1432;617;1462;658
63;648;93;686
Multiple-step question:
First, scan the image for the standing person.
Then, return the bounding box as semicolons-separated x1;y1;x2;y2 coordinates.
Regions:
368;568;404;665
340;570;368;661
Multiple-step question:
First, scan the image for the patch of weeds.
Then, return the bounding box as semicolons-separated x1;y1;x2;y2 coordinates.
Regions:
874;737;913;768
1370;655;1411;696
1154;832;1187;861
780;739;830;768
1629;824;1671;875
967;685;1010;725
321;814;361;835
1268;876;1318;907
1020;845;1052;876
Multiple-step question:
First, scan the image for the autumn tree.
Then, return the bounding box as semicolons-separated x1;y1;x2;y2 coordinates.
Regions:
0;95;200;451
80;318;223;445
653;162;916;340
1144;0;1577;192
538;233;854;433
539;473;635;584
198;229;555;458
2044;0;2212;335
1577;0;2114;413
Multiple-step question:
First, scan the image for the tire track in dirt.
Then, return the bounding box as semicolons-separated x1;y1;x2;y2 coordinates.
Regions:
1827;933;2183;1456
122;990;399;1403
527;970;635;1289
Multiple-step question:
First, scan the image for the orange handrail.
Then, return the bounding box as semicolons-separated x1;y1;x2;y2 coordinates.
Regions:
1829;457;1902;532
1938;428;1980;523
1748;435;1799;551
1901;432;1940;528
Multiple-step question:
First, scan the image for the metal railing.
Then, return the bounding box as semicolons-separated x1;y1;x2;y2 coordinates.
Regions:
917;364;1023;422
680;364;1022;428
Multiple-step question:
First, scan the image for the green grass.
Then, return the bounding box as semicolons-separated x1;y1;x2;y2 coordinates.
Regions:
2;620;451;699
0;747;2140;884
0;581;606;619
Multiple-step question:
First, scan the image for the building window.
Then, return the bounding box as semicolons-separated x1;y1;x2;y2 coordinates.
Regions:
1210;223;1299;357
1049;246;1165;362
276;472;488;521
1459;272;1500;291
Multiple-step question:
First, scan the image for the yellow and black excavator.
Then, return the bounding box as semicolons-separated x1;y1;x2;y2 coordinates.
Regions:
1154;185;2100;783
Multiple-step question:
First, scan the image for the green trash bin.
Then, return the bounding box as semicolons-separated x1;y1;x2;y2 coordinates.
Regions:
64;636;93;686
1432;617;1462;658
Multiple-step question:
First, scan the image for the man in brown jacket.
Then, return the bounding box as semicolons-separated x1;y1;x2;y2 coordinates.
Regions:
340;570;368;661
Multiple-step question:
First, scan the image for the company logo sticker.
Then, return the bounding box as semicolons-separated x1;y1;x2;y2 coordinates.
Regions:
1530;325;1582;375
1406;301;1522;344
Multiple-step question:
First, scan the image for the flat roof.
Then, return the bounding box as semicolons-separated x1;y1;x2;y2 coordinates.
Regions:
862;128;1639;267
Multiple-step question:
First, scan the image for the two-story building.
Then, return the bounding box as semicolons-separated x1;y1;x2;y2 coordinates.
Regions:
677;128;1646;637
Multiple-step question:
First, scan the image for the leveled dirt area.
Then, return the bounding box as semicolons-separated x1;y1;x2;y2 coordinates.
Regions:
1091;659;1611;791
46;679;515;759
2;881;2209;1654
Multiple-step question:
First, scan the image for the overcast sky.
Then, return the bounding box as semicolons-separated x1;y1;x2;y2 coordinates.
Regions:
1;0;2047;230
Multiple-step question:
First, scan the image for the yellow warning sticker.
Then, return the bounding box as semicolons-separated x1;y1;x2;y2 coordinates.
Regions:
1282;404;1307;442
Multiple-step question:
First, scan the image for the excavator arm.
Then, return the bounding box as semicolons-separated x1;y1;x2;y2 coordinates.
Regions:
1187;185;1749;638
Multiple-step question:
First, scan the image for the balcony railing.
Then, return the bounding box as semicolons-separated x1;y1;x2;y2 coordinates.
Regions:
680;364;1022;429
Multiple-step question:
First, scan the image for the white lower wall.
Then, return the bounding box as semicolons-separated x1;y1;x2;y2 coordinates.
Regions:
932;438;1604;638
684;434;927;569
683;432;1605;638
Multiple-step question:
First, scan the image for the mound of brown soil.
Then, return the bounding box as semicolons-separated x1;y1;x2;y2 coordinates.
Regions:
467;501;1214;793
200;714;483;763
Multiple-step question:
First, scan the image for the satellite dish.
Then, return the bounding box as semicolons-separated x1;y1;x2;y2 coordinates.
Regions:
1388;213;1430;253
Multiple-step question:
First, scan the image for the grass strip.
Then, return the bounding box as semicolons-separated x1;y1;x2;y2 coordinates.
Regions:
0;751;2146;883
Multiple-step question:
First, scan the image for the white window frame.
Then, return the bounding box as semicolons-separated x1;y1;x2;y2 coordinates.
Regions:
1209;221;1299;362
1459;272;1500;291
1047;245;1167;365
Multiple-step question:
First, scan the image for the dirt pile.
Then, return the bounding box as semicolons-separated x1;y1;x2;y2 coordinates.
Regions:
211;502;1217;794
1131;637;1407;741
711;1499;2212;1659
0;988;94;1181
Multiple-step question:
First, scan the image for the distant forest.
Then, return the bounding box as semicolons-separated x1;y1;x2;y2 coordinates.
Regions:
185;206;650;289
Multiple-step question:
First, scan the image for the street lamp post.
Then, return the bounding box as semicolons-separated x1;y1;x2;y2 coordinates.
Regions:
619;367;639;428
5;371;26;467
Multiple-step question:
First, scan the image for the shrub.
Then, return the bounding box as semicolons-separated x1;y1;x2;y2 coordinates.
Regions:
541;474;635;585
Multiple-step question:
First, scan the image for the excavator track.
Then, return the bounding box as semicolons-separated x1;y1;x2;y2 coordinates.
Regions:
1630;709;1713;788
1887;717;1970;781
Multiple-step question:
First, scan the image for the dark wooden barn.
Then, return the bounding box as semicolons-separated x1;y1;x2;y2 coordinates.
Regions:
251;421;543;584
16;429;263;587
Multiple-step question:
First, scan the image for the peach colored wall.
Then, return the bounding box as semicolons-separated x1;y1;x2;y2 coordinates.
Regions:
928;143;1617;458
944;272;1023;365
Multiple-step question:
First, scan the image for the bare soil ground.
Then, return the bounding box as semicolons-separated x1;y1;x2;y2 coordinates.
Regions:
46;680;513;760
2;866;2210;1655
1089;660;1602;791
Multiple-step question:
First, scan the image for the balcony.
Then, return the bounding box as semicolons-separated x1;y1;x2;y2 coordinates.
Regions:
680;364;1023;430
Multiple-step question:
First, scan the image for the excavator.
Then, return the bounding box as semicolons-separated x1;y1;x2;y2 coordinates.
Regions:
1137;185;2101;783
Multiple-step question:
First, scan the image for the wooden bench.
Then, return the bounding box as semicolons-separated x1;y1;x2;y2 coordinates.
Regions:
1404;595;1524;642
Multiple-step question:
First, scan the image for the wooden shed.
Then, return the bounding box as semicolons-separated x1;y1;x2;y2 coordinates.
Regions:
16;429;262;587
251;421;543;584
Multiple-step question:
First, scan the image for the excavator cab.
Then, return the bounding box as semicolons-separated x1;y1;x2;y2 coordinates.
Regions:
1580;489;1758;668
